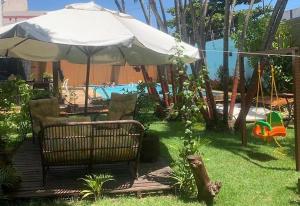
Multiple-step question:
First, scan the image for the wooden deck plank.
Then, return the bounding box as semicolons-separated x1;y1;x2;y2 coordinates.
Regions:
2;140;174;199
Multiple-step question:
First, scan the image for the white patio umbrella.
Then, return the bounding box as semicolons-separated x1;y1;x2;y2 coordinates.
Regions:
0;2;200;113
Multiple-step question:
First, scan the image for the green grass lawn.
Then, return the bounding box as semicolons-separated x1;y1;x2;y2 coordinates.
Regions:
5;121;300;206
156;121;300;205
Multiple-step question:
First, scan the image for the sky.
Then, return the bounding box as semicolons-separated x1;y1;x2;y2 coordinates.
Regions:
28;0;300;23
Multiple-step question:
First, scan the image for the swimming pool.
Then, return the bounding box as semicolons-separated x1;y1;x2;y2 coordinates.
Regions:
93;83;168;100
93;84;223;100
94;84;138;99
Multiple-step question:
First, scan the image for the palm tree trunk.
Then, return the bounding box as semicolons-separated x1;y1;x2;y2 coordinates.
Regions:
189;0;218;124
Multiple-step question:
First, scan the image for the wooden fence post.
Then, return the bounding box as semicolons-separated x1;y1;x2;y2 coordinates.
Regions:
293;49;300;171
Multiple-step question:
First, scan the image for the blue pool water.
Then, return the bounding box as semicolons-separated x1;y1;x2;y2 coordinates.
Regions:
94;84;166;100
94;84;223;100
95;84;138;99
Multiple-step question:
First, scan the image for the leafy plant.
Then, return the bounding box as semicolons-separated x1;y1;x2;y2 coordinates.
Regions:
0;165;21;193
32;89;52;100
80;174;114;201
231;5;293;95
135;82;158;130
263;22;293;93
0;78;33;143
42;72;53;81
232;6;273;68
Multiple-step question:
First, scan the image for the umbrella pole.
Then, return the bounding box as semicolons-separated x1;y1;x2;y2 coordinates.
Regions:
84;55;91;114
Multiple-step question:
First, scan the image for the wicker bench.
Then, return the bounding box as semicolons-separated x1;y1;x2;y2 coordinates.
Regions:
40;120;144;185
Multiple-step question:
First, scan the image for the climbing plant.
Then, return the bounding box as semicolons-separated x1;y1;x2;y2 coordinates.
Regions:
171;37;203;196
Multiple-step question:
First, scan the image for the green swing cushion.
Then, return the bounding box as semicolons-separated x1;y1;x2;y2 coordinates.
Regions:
266;111;284;127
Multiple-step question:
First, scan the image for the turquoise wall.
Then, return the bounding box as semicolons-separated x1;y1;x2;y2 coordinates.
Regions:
205;38;253;80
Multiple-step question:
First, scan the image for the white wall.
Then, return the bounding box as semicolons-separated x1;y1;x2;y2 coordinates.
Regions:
282;7;300;20
3;0;28;12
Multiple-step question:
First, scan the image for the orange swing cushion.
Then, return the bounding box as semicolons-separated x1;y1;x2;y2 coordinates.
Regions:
252;111;287;141
252;124;286;141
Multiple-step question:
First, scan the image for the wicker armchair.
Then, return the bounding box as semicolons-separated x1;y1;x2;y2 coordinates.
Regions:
95;93;138;121
29;97;91;143
40;120;144;185
29;97;60;143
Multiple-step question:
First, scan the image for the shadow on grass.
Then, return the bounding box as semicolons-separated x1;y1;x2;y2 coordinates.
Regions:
246;151;277;162
0;198;71;206
286;185;300;205
159;141;174;163
200;129;295;171
153;121;295;172
178;196;215;206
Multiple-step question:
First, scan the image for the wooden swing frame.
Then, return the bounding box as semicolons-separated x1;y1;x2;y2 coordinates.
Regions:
238;47;300;171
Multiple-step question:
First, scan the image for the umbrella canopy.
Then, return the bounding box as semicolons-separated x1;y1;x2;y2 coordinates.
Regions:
0;2;199;65
0;2;200;112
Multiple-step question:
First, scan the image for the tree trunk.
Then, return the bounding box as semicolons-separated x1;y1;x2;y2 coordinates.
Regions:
170;65;177;104
114;0;123;12
239;56;247;146
189;0;218;124
187;155;222;204
229;0;237;28
140;65;161;103
234;0;288;129
229;0;255;120
52;61;59;98
199;0;219;123
179;0;188;42
222;0;230;126
121;0;126;12
149;0;167;33
174;0;181;35
158;0;168;29
138;0;150;24
157;65;170;107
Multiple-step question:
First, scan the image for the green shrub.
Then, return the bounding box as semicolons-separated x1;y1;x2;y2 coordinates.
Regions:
0;165;21;193
0;77;38;147
135;82;158;130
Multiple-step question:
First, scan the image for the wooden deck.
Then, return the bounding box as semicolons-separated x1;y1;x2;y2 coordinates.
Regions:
3;140;174;199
